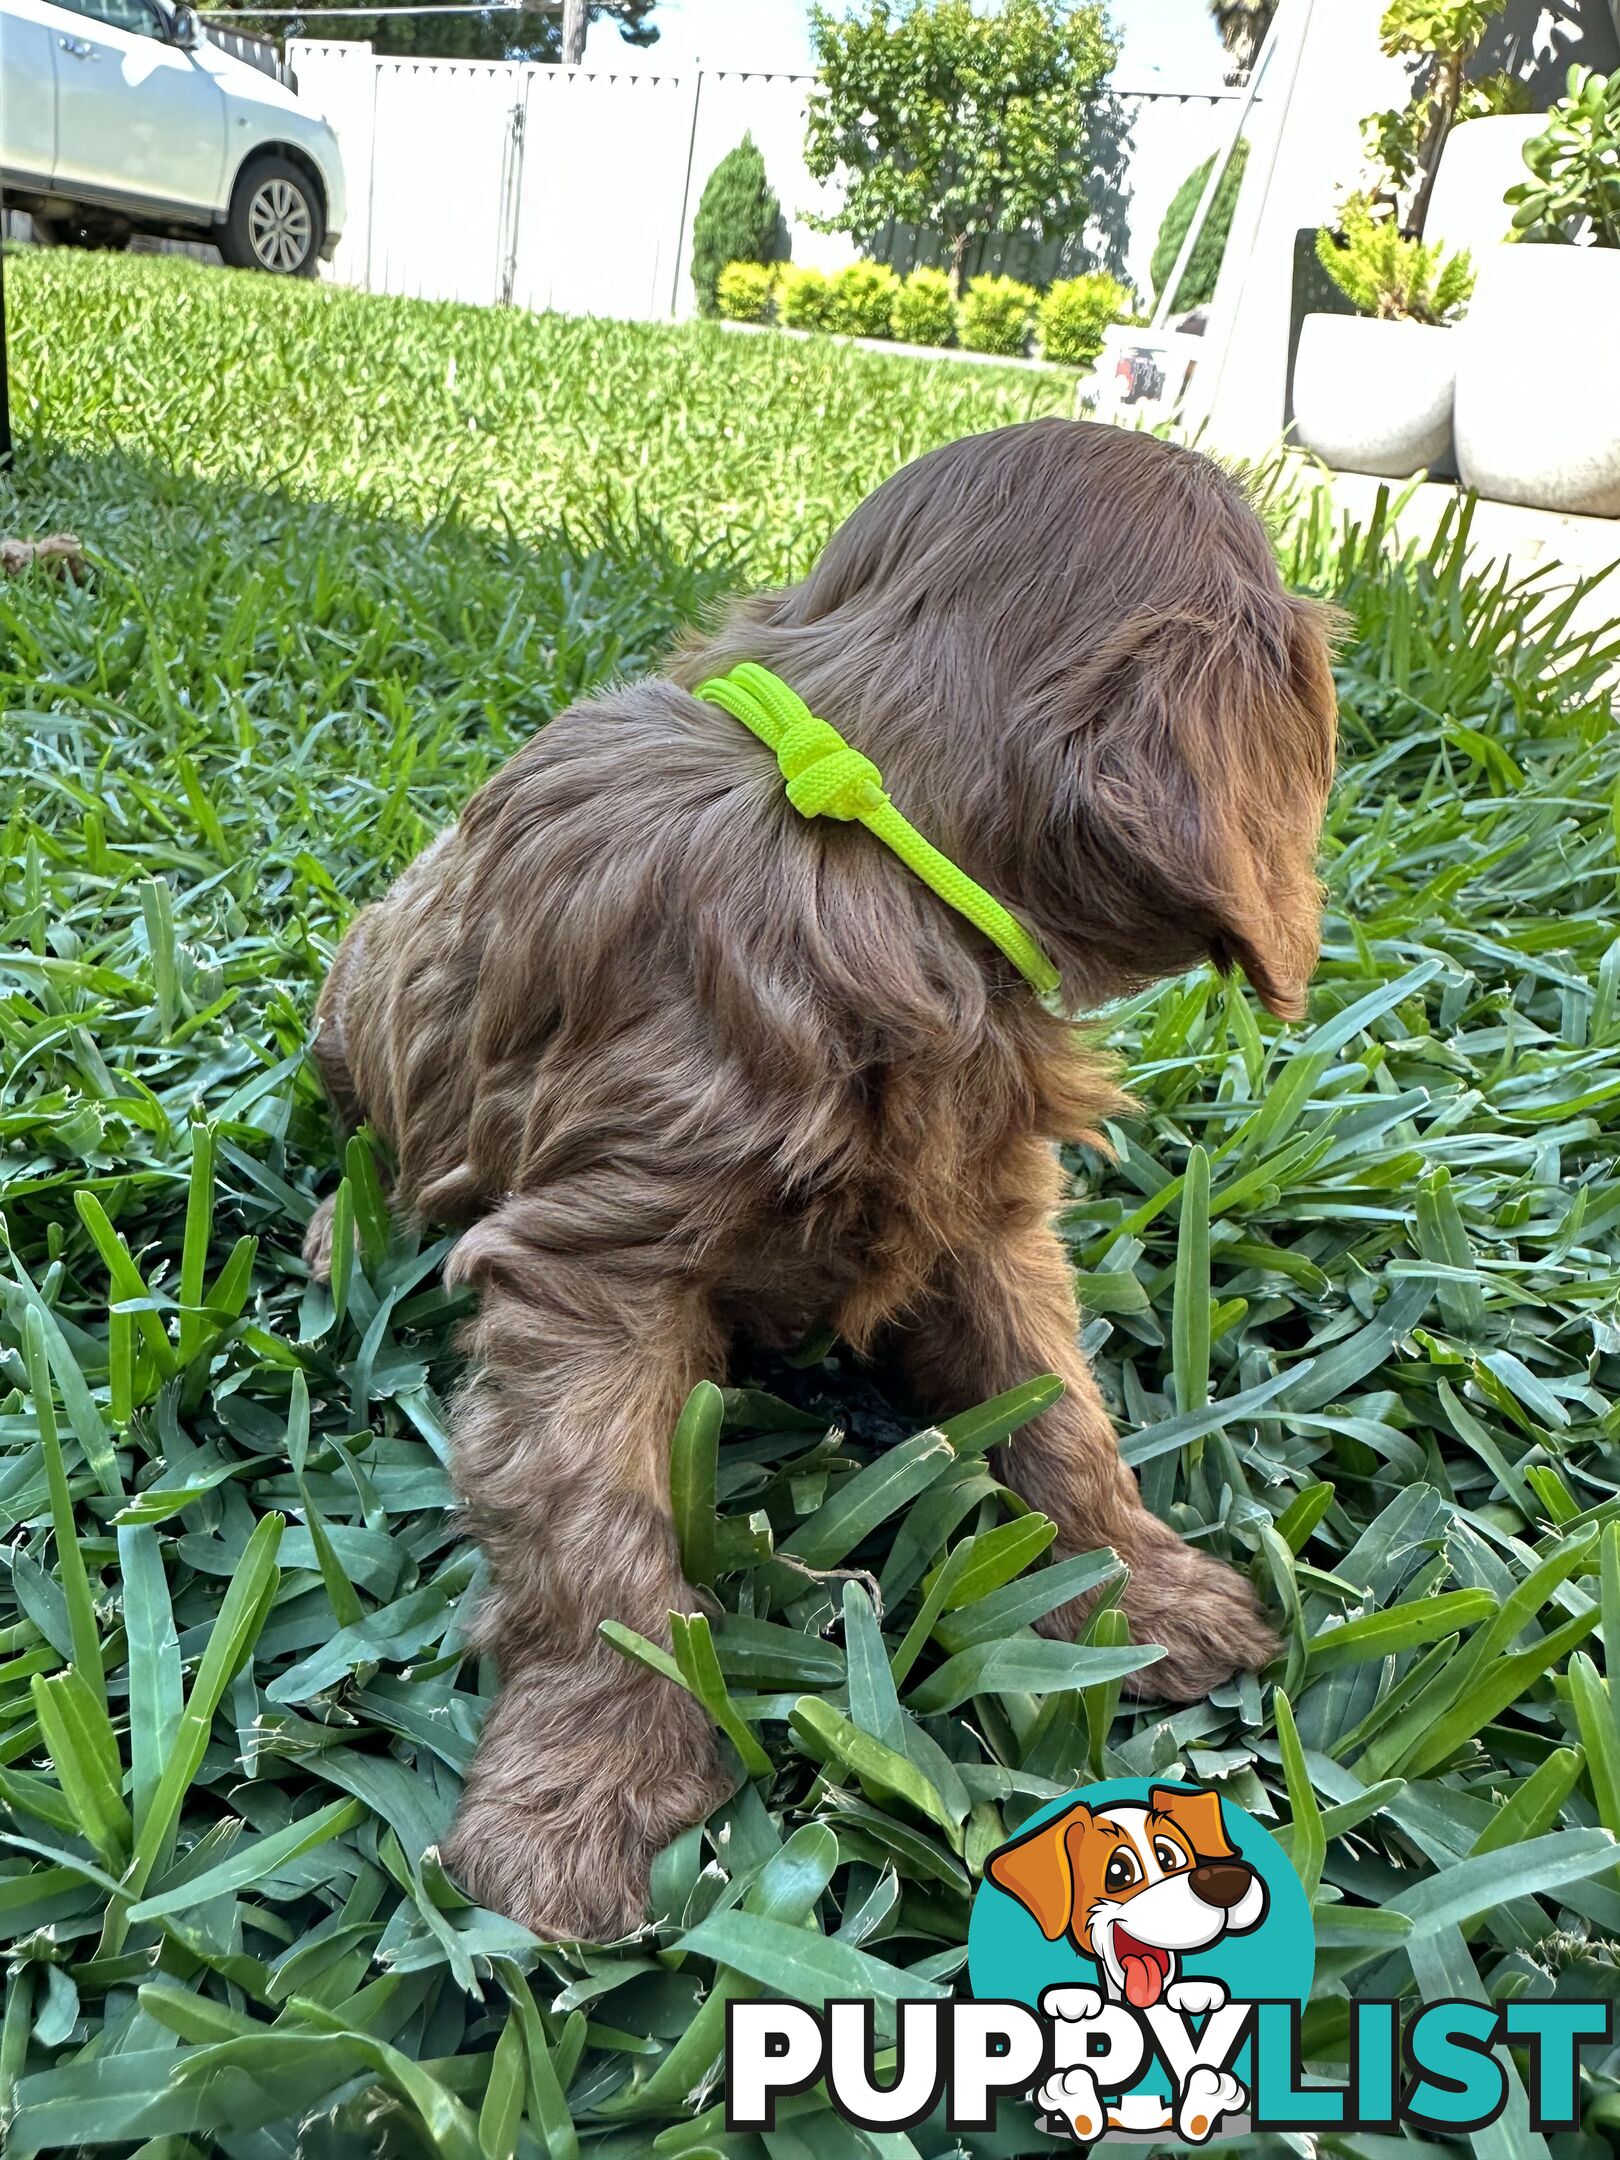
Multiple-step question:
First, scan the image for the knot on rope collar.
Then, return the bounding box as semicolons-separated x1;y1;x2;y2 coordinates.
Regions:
774;715;888;820
692;661;1061;999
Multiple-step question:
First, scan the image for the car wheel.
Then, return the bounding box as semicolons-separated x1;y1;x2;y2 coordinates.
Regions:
222;156;324;277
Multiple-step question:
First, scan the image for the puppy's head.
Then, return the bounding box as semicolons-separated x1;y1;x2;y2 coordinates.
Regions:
677;420;1339;1019
987;1786;1267;2006
1032;469;1341;1021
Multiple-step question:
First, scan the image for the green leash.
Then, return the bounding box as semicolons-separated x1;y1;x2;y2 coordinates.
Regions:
694;661;1060;998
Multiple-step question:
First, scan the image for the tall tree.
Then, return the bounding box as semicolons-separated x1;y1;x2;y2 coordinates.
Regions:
226;0;656;66
805;0;1119;296
689;137;783;318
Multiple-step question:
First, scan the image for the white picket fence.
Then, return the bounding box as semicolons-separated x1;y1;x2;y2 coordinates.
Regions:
288;41;1251;324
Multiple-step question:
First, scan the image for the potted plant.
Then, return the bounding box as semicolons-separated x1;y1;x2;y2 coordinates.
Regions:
1361;0;1515;233
1291;194;1474;477
1452;66;1620;516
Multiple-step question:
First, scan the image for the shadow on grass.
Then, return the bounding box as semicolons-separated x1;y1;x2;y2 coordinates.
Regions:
0;429;918;1426
3;433;744;831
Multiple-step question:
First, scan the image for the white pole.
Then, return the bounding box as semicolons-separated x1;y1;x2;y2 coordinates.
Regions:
1182;0;1327;445
561;0;586;64
1149;13;1284;331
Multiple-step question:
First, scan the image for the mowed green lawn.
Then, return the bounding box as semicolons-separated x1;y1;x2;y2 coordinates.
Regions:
3;248;1620;2158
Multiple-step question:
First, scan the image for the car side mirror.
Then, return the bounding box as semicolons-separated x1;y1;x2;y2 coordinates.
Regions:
172;4;205;47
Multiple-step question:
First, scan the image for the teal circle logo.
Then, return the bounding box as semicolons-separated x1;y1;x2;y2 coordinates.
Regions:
968;1780;1313;2144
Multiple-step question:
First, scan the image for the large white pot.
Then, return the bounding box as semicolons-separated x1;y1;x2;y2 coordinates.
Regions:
1291;314;1456;477
1454;244;1620;516
1423;113;1546;266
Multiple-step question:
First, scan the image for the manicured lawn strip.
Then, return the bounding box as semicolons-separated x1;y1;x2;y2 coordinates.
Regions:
4;249;1071;584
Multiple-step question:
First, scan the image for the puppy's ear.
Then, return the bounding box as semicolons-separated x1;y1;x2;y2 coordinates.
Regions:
1225;601;1339;1020
1064;602;1338;1021
1150;1785;1236;1863
987;1802;1091;1941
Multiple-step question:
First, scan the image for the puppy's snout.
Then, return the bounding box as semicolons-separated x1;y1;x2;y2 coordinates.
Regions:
1189;1862;1253;1909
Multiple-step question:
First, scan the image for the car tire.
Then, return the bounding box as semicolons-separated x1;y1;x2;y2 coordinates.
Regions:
221;155;324;277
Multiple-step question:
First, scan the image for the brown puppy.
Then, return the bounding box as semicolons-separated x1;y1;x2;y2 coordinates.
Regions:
304;419;1338;1941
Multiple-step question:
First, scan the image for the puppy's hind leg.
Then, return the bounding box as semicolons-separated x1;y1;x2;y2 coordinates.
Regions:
892;1146;1276;1704
303;914;387;1284
303;1193;343;1284
440;1188;735;1941
308;910;371;1135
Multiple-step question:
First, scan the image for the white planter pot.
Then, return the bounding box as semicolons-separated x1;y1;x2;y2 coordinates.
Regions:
1454;244;1620;517
1423;113;1546;266
1291;314;1456;478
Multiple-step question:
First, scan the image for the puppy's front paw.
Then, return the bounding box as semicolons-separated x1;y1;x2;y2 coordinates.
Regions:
444;1682;734;1942
1177;2066;1246;2143
1119;1528;1278;1702
1166;1978;1228;2016
1040;1984;1105;2024
446;1793;645;1942
446;1752;734;1941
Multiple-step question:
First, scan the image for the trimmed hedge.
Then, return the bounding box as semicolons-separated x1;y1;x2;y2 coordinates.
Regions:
826;261;901;337
714;261;777;323
890;265;956;345
1038;272;1132;367
957;274;1040;357
715;257;1121;371
777;264;838;331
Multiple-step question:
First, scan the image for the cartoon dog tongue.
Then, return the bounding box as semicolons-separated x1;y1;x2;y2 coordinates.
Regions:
1115;1933;1168;2008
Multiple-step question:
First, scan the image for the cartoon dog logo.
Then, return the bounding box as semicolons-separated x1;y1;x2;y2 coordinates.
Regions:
986;1784;1267;2144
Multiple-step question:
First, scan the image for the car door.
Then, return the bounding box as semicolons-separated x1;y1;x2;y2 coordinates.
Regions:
0;0;61;184
45;0;226;213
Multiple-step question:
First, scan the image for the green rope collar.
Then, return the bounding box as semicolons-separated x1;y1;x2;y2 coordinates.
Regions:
694;662;1060;998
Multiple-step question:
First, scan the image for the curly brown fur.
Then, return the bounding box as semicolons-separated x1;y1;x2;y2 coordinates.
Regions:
305;419;1339;1940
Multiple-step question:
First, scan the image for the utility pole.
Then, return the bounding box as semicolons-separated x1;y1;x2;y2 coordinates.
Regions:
561;0;587;63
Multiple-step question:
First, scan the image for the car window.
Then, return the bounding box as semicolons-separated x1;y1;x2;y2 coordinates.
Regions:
51;0;167;38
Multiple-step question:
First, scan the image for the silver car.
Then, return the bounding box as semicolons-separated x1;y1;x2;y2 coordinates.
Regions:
1;0;345;273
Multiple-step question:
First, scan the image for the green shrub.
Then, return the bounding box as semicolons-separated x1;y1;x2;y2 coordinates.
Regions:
890;265;956;345
957;274;1039;357
715;261;777;323
825;261;900;337
1038;271;1132;366
690;135;781;319
1314;191;1474;323
1151;139;1249;313
777;264;838;331
1506;63;1620;246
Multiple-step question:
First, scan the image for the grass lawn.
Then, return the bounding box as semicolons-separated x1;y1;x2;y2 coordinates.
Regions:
3;249;1620;2158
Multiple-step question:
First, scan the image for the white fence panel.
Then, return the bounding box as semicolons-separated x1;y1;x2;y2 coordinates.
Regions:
511;68;697;321
367;59;524;306
286;39;376;289
1114;91;1243;299
284;43;1248;327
